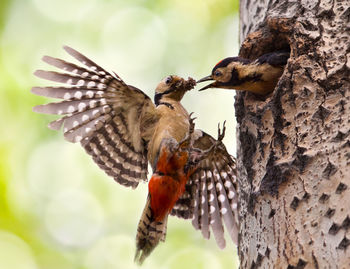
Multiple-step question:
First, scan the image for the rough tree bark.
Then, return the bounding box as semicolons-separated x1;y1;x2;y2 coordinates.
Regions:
236;0;350;268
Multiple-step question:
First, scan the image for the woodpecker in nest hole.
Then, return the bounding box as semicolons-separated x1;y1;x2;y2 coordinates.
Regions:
197;51;290;94
32;47;238;264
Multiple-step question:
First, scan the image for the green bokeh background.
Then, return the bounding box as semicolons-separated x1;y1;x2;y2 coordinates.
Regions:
0;0;240;268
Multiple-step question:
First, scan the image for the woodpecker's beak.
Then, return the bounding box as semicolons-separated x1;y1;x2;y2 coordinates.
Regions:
196;75;217;91
197;75;213;83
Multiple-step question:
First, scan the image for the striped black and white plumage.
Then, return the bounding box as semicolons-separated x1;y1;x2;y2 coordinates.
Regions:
197;50;290;94
32;46;238;261
135;195;168;264
32;46;155;188
171;129;238;247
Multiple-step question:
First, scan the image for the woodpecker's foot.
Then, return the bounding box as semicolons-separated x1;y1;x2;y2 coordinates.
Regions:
184;147;204;172
188;112;197;137
199;121;226;158
178;112;196;150
209;121;226;154
217;121;226;142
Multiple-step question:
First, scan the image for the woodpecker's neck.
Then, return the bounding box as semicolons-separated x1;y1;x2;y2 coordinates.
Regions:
154;91;185;108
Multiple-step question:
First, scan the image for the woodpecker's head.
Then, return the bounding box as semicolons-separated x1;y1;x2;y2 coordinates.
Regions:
154;75;196;105
197;57;254;92
197;51;290;94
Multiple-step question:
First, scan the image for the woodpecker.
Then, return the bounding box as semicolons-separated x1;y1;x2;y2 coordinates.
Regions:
32;47;238;264
197;50;290;94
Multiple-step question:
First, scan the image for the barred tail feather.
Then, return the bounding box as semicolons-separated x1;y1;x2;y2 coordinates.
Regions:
135;196;168;265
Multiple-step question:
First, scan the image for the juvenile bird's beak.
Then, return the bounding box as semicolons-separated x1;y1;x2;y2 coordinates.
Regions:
196;75;217;91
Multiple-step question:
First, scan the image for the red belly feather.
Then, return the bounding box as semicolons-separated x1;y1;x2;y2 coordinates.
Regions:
148;147;191;221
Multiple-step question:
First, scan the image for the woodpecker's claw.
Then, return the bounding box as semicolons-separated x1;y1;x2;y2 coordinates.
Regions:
191;121;227;163
203;121;226;156
178;113;197;150
217;121;226;141
188;112;197;136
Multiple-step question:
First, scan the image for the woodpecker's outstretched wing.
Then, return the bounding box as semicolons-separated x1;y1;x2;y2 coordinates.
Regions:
32;46;159;188
171;130;238;247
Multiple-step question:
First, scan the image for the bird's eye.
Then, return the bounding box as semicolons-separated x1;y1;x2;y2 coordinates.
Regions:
214;71;222;77
165;76;173;84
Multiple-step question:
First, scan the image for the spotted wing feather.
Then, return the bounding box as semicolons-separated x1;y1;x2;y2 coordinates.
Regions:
171;130;238;246
32;46;159;188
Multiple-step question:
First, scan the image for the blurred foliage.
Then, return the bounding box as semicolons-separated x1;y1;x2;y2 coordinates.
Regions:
0;0;240;268
0;0;10;32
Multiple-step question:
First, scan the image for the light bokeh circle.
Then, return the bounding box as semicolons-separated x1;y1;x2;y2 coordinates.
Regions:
27;140;85;200
84;234;156;269
101;6;167;73
164;246;222;269
32;0;97;22
0;231;38;269
44;189;104;248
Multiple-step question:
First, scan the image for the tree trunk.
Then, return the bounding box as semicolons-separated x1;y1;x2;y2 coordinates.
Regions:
236;0;350;268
